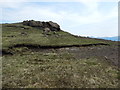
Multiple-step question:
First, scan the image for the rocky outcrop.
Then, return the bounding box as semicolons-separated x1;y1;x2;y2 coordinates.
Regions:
22;20;60;31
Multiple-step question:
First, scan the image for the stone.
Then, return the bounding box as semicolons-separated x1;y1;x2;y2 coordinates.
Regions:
44;28;51;33
48;21;60;29
47;21;60;31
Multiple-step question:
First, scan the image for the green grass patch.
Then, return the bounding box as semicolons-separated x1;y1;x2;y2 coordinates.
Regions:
2;49;118;88
2;23;113;50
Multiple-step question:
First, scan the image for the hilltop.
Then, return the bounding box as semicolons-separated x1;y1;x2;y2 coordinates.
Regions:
2;20;116;51
2;20;119;88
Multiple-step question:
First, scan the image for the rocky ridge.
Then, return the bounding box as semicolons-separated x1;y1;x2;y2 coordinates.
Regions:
22;20;61;31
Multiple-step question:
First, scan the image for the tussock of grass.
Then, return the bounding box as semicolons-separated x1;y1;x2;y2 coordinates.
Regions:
2;50;119;88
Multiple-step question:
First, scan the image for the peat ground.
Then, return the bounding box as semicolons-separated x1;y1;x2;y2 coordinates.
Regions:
3;43;118;67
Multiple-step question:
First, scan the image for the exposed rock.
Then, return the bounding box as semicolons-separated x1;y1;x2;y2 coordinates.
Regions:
22;20;61;31
44;28;51;32
47;21;60;31
48;21;59;28
21;32;27;36
23;20;43;27
43;28;51;35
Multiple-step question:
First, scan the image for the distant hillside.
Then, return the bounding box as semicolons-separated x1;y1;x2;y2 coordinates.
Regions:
2;20;115;51
97;36;120;41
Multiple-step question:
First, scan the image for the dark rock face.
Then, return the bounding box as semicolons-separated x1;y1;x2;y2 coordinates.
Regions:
47;21;60;31
22;20;60;31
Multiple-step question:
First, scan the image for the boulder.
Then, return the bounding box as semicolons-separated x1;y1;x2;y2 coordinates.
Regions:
48;21;60;29
44;28;51;32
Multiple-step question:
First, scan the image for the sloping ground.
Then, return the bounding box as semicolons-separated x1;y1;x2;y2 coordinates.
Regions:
2;46;119;88
1;22;119;88
2;23;115;50
2;43;109;56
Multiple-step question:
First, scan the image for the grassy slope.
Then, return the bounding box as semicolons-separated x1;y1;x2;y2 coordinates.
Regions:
2;23;119;88
2;49;118;88
2;23;113;50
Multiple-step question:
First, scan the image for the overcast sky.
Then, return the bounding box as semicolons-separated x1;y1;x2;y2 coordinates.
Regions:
0;0;118;37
